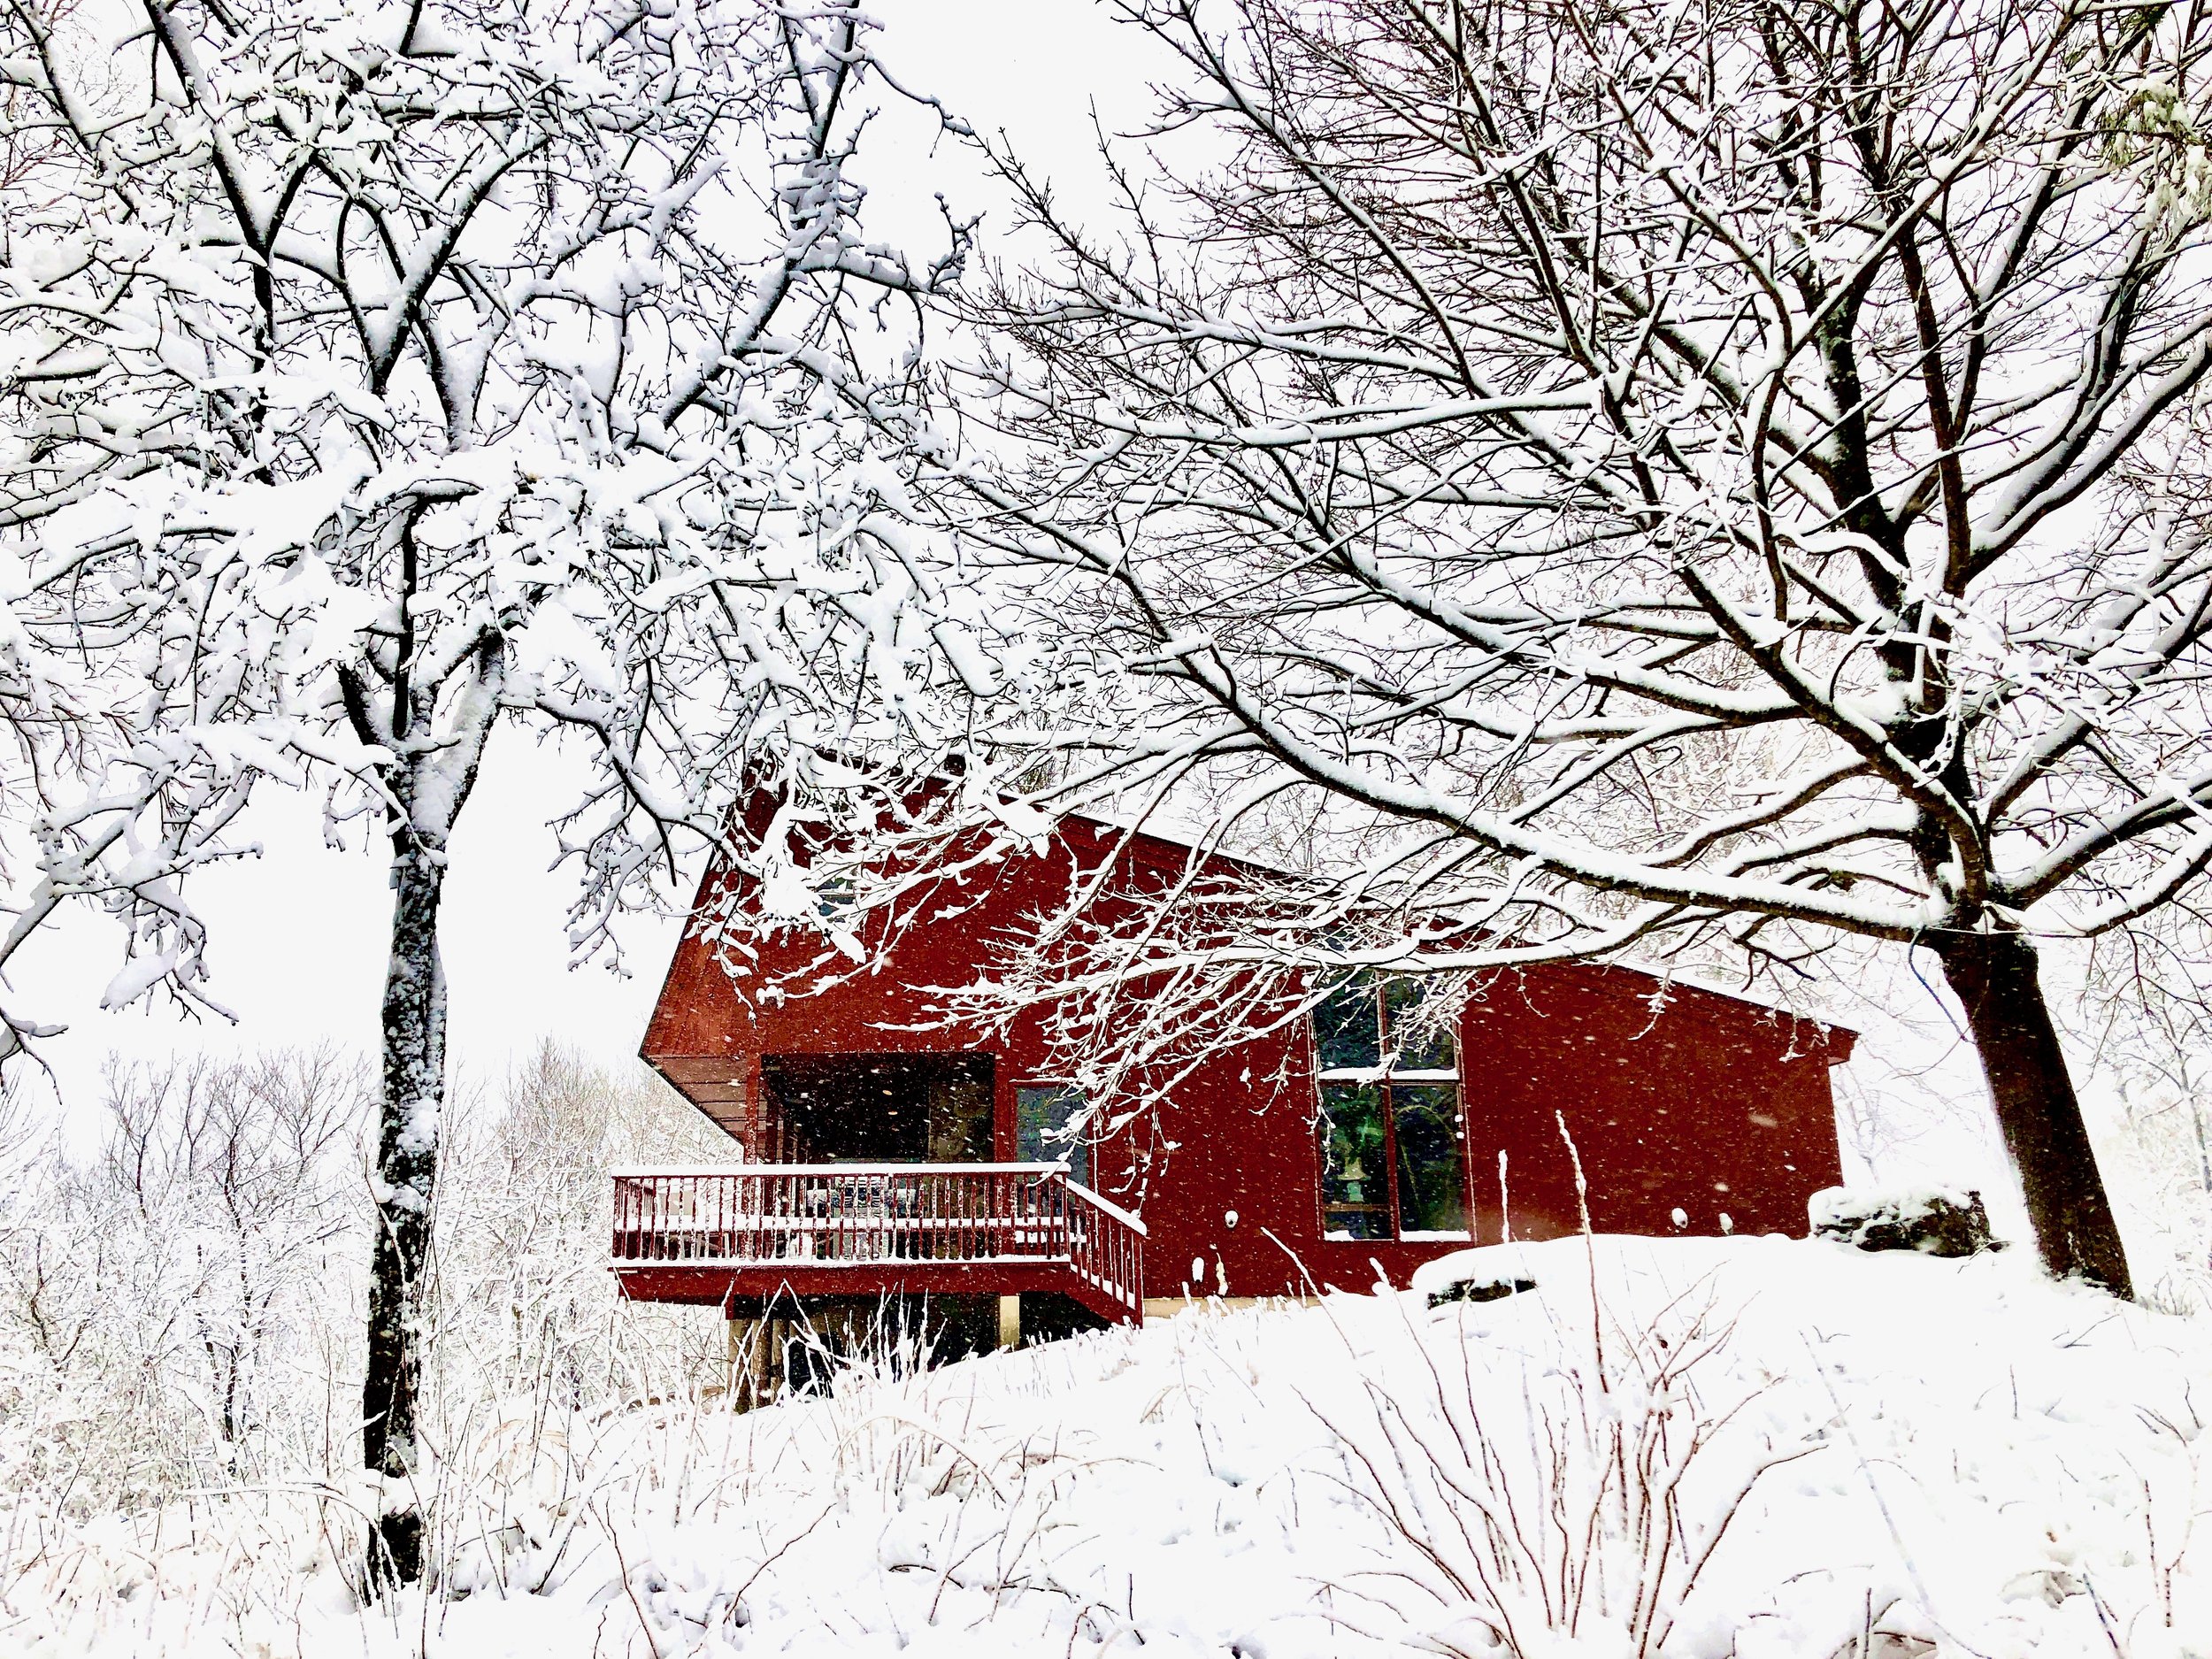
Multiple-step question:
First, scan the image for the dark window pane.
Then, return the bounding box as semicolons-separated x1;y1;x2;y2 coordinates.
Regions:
928;1058;995;1162
1392;1084;1469;1235
1381;979;1457;1072
1320;1081;1391;1239
1315;977;1383;1071
764;1053;946;1162
1018;1085;1091;1188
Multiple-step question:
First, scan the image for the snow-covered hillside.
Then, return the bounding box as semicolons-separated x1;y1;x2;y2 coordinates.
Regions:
10;1235;2207;1658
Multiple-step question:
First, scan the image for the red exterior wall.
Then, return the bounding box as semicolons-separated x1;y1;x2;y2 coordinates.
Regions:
640;820;1851;1301
1457;966;1848;1247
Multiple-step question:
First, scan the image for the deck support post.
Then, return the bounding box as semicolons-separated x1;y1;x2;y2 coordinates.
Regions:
997;1294;1020;1351
725;1314;784;1411
726;1315;751;1409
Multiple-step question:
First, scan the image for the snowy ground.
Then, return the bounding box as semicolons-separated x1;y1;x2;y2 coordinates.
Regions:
9;1234;2208;1659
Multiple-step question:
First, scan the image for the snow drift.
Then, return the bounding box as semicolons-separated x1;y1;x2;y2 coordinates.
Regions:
6;1234;2205;1658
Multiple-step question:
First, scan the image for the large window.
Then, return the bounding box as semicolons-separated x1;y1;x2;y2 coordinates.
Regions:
1017;1084;1092;1188
1316;979;1470;1240
762;1053;994;1163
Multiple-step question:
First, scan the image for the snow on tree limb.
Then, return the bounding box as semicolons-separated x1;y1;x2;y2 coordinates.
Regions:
872;0;2212;1009
0;0;997;1056
813;0;2198;1293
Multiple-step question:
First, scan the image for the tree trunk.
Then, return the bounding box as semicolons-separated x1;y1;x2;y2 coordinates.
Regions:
1927;928;2132;1299
364;836;448;1589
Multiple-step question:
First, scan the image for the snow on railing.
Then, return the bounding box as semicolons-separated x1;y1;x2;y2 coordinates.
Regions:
1058;1177;1146;1312
609;1163;1073;1179
610;1163;1144;1312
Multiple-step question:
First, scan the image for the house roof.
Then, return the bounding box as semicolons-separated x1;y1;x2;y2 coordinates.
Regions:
1051;811;1855;1047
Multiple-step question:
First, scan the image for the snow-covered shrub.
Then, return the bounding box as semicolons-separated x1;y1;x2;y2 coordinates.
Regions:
1309;1267;1809;1656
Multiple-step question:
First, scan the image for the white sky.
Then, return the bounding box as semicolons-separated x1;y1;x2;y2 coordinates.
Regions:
12;735;683;1133
4;1;2025;1225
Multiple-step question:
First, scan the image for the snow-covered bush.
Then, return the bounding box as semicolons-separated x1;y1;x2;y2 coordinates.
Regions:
1308;1275;1805;1655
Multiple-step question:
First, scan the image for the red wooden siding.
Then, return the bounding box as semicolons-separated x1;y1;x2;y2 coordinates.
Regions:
635;818;1852;1304
1457;965;1847;1246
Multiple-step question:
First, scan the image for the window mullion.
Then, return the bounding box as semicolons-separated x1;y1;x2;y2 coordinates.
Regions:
1381;1083;1402;1240
1377;986;1402;1241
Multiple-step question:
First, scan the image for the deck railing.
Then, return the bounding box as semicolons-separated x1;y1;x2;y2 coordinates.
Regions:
610;1163;1146;1315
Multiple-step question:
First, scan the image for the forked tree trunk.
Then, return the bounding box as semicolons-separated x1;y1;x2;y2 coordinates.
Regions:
364;839;448;1588
1927;928;2132;1299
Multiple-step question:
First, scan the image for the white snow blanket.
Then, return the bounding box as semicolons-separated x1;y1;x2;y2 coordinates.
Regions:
13;1234;2208;1658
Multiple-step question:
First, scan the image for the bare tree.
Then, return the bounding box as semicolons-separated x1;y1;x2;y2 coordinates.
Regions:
0;1049;365;1516
97;1051;365;1463
891;0;2212;1298
0;0;986;1579
429;1041;725;1412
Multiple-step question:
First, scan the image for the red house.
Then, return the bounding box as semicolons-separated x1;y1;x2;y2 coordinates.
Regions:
613;818;1852;1361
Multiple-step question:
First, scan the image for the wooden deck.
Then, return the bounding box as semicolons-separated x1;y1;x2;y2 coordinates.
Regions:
610;1163;1146;1325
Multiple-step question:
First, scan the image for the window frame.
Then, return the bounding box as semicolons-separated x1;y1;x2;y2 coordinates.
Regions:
1313;980;1473;1241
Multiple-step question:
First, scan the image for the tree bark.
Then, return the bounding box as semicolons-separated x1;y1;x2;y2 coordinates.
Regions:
363;835;448;1589
1926;928;2132;1299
